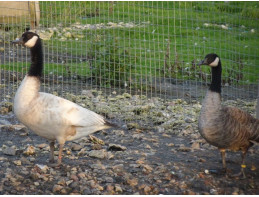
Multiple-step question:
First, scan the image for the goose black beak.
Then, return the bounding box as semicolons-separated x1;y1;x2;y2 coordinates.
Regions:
198;60;204;66
12;37;23;45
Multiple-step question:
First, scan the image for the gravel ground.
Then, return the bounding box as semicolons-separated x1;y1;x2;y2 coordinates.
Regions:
0;84;258;195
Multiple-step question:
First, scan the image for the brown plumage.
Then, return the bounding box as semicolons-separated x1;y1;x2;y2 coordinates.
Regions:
198;53;259;178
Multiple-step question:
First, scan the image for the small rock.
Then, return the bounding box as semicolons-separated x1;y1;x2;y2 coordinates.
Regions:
185;117;194;123
64;32;72;38
53;184;63;193
143;185;152;194
177;145;191;152
77;148;87;156
66;180;73;186
37;143;48;149
89;135;104;145
70;174;79;182
210;189;218;195
92;144;102;150
90;163;106;170
107;152;114;160
13;160;22;166
71;143;83;151
77;172;86;179
108;144;127;151
23;145;36;155
115;184;123;192
57;178;66;186
0;157;7;161
191;142;200;149
0;102;13;114
142;164;153;173
88;149;107;159
104;177;114;183
60;188;68;194
111;130;125;136
127;178;138;187
122;93;132;98
127;122;140;129
106;184;115;194
35;164;49;173
3;147;17;156
0;119;11;125
81;90;94;98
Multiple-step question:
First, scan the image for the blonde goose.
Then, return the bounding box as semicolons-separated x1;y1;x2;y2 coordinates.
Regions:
198;53;259;178
12;32;116;167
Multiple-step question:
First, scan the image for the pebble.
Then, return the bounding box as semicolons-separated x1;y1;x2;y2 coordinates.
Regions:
108;144;127;151
23;145;36;155
127;178;138;187
52;184;63;193
71;143;83;151
90;163;106;170
191;142;200;149
210;189;218;195
81;90;94;98
70;174;79;182
35;164;49;173
111;130;125;136
13;160;22;166
88;149;107;159
104;177;114;183
106;184;114;192
143;185;152;194
57;178;66;186
3;147;17;156
37;143;48;149
115;184;123;192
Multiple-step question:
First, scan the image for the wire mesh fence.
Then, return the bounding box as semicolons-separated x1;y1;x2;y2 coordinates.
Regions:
0;1;258;103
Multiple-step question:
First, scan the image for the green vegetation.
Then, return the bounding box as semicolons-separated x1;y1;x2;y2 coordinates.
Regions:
3;1;259;88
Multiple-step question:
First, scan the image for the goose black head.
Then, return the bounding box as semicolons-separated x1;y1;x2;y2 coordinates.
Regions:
198;53;220;67
12;32;40;48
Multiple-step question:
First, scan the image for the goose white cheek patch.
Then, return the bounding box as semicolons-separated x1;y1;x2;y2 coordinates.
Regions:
24;36;38;48
209;57;219;67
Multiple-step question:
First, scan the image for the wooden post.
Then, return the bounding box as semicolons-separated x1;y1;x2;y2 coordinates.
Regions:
29;1;36;29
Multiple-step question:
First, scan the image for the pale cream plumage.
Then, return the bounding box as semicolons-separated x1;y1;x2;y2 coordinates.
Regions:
13;32;115;166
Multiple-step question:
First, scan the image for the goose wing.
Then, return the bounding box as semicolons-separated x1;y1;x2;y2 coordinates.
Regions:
38;92;107;127
222;106;257;125
221;106;259;142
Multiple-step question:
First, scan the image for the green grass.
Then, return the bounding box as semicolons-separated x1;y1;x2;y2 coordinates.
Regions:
5;1;259;86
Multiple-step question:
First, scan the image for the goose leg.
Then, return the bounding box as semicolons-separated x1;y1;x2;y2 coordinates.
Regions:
231;150;247;179
219;149;227;173
209;149;227;175
240;150;247;179
49;141;55;163
49;143;64;167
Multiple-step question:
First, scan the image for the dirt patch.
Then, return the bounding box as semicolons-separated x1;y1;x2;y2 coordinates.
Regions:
0;89;258;194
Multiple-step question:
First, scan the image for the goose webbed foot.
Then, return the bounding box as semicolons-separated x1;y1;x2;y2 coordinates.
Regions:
229;150;248;179
230;165;246;179
208;167;229;175
48;161;62;168
49;158;55;164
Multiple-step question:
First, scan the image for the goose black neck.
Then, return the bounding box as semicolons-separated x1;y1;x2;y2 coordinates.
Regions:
209;61;222;94
28;40;43;78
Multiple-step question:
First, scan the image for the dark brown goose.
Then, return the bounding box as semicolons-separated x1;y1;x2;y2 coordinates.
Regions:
198;53;259;178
